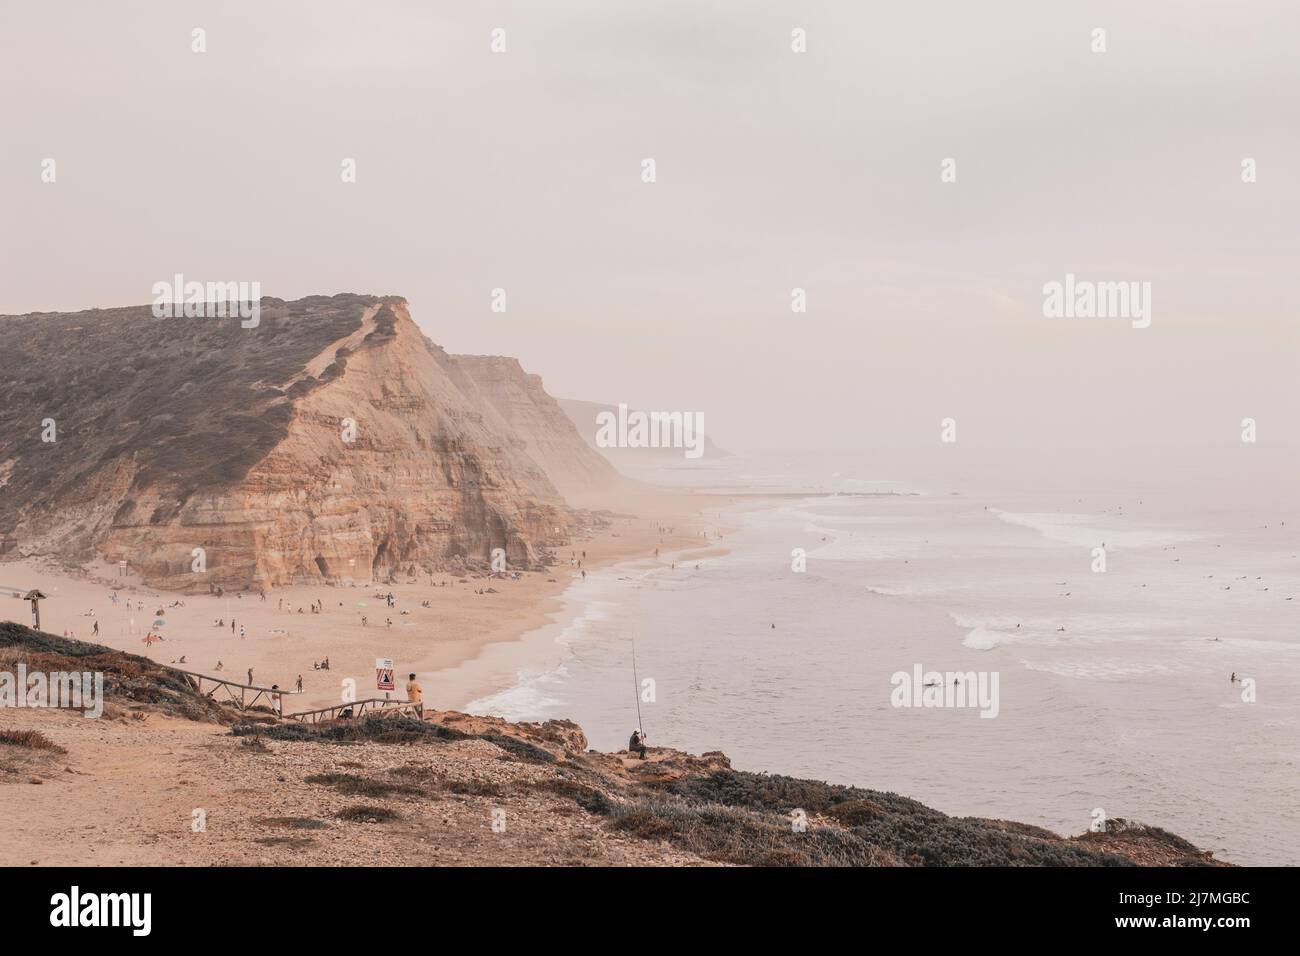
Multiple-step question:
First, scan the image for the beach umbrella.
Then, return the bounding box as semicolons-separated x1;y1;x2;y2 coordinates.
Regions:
152;618;167;628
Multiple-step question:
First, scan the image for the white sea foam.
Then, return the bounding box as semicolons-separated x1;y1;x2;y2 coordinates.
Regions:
993;510;1201;550
776;505;907;526
450;466;1300;864
962;628;1005;650
466;664;568;721
1018;658;1198;680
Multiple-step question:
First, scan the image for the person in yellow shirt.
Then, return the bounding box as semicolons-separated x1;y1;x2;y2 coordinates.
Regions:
406;673;424;716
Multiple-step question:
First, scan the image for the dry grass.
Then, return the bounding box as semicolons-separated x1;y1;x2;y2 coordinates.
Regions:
336;805;401;823
254;836;318;848
255;816;330;830
389;764;504;797
304;772;423;798
0;729;67;754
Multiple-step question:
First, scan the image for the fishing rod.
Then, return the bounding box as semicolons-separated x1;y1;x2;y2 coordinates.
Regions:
632;635;645;738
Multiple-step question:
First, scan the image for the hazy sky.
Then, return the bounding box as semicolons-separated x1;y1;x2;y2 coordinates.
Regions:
2;1;1297;455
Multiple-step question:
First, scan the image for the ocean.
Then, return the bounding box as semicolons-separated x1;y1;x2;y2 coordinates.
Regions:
462;450;1300;865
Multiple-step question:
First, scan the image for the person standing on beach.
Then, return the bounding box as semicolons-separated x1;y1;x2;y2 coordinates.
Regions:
406;673;424;716
296;674;303;693
247;667;254;685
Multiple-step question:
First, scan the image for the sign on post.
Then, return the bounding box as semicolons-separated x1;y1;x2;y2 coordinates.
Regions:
375;658;395;691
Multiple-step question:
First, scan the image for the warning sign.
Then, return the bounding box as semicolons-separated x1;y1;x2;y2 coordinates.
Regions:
375;658;395;691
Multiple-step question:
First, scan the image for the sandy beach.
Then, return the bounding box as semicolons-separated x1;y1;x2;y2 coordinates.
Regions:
0;489;736;716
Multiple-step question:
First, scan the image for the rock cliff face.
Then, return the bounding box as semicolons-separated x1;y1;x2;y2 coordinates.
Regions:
449;356;625;502
0;294;580;589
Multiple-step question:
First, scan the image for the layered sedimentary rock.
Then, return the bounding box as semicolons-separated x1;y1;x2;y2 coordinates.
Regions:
0;294;578;589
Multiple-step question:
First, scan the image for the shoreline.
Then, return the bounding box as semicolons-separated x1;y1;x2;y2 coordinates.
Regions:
9;483;1282;865
0;618;1225;869
433;487;1290;866
3;485;1278;865
453;531;738;718
0;488;742;716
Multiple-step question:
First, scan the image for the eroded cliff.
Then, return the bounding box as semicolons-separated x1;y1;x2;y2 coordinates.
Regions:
0;294;579;588
449;355;625;502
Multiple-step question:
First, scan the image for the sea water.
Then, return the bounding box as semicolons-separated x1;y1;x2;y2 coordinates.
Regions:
465;449;1300;864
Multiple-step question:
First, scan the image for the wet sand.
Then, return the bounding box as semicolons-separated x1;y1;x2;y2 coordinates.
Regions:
0;489;737;715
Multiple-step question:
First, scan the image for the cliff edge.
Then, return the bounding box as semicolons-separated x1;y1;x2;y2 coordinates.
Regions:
0;294;589;589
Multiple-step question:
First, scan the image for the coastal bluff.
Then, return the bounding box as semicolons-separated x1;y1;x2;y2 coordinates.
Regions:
0;623;1225;868
0;294;621;590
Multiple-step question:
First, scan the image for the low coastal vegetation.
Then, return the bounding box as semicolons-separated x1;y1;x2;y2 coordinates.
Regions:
1;623;1222;867
335;805;402;823
236;714;558;763
0;621;229;722
0;728;66;753
304;772;424;799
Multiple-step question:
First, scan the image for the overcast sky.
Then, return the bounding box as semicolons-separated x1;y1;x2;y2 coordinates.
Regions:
2;1;1297;456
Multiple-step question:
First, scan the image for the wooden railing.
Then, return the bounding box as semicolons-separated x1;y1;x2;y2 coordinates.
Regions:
173;668;300;713
282;698;424;724
170;666;420;724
